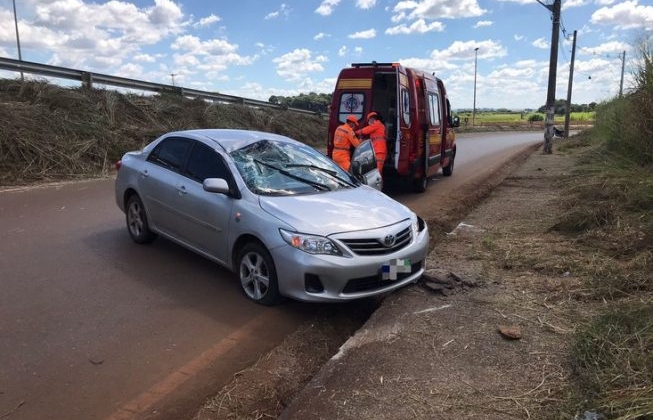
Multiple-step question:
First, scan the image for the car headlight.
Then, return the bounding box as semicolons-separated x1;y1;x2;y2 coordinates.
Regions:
279;229;342;256
412;215;426;235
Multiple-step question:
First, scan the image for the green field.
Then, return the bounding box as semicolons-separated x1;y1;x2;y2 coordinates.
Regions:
457;111;595;126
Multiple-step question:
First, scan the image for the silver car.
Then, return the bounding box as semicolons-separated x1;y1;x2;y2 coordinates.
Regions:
115;129;429;305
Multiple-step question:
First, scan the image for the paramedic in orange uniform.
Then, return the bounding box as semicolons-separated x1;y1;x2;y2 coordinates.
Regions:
332;115;361;171
356;111;387;175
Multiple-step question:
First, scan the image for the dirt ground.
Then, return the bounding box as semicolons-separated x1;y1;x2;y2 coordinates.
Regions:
194;145;590;420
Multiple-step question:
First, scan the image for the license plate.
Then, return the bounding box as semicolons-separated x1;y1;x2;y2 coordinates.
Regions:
381;258;411;281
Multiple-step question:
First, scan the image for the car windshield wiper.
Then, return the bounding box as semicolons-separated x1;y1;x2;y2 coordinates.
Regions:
254;159;331;191
285;164;357;187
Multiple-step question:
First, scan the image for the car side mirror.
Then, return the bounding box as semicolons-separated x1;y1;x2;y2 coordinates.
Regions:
450;115;460;128
203;178;230;194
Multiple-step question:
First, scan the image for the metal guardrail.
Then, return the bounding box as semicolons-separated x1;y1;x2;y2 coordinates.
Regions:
0;56;318;116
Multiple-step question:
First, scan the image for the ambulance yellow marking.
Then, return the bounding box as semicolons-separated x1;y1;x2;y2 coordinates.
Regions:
337;79;373;89
428;133;442;146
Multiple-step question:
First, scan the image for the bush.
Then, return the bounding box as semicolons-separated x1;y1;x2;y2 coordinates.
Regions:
527;113;544;122
594;36;653;166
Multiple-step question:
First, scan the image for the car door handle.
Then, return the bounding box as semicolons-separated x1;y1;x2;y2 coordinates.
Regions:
141;169;149;178
177;185;187;195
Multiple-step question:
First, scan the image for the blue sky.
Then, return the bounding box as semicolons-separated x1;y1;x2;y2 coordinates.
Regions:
1;0;651;110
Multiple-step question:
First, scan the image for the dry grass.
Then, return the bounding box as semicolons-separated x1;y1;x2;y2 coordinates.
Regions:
473;132;653;419
0;78;327;186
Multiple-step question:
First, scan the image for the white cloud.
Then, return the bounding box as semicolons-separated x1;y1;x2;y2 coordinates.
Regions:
166;34;256;79
356;0;377;9
133;54;157;63
398;39;507;76
386;19;445;35
591;0;653;29
392;0;486;21
348;29;376;39
195;14;220;28
474;20;493;28
272;48;327;81
514;34;525;41
315;0;341;16
265;4;291;20
439;39;507;60
338;46;347;56
495;0;536;4
171;35;237;55
5;0;187;72
563;0;590;10
579;40;630;56
116;62;144;79
314;32;329;40
532;37;549;49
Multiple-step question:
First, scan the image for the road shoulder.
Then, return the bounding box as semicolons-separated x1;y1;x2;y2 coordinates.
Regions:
278;147;584;419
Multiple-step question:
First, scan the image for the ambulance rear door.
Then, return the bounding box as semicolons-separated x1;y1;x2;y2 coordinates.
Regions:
327;72;371;157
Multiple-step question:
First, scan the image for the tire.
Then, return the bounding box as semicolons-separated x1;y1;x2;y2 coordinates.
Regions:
125;195;157;244
412;174;428;193
237;243;283;305
442;154;455;177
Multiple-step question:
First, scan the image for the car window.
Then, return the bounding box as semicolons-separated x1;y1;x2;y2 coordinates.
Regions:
428;93;441;126
185;142;231;183
351;140;377;174
147;137;191;172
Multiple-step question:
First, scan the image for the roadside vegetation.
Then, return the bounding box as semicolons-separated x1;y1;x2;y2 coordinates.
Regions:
560;37;653;420
477;37;651;419
0;80;327;186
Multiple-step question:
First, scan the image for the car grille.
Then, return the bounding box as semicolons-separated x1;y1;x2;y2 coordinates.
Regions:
339;226;412;256
342;261;423;294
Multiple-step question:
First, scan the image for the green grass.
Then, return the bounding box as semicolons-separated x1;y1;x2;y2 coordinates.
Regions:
555;44;653;418
456;111;595;125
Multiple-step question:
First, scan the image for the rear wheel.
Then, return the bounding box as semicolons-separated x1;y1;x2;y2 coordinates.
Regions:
237;243;283;305
442;154;455;177
126;195;157;244
412;174;428;193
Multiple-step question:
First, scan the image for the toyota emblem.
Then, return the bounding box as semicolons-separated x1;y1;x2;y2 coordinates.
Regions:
383;234;396;247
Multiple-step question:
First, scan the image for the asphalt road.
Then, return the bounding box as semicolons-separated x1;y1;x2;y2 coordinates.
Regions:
0;131;542;420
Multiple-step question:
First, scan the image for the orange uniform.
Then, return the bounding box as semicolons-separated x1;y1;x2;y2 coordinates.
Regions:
356;119;387;174
332;120;361;171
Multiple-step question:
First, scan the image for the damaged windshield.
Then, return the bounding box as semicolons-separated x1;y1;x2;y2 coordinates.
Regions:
230;139;358;196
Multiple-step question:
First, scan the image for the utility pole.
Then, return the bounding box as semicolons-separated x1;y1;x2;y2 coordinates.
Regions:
564;30;577;139
537;0;561;154
472;47;479;127
12;0;24;81
619;50;626;97
170;73;177;87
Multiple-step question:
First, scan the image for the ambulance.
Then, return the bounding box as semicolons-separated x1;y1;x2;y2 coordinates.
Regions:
327;62;460;192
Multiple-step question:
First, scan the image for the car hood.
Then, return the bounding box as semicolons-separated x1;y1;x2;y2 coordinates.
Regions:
259;187;413;235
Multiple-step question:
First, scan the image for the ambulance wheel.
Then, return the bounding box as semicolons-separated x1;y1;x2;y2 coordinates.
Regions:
413;174;428;193
443;154;455;177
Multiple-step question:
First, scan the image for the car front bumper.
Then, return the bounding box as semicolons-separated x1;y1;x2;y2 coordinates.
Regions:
270;227;429;302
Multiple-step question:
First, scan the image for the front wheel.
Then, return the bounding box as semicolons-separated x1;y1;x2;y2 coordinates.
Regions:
237;243;283;305
126;195;157;244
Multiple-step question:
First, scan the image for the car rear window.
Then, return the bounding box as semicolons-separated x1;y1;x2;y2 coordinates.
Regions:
147;137;191;171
